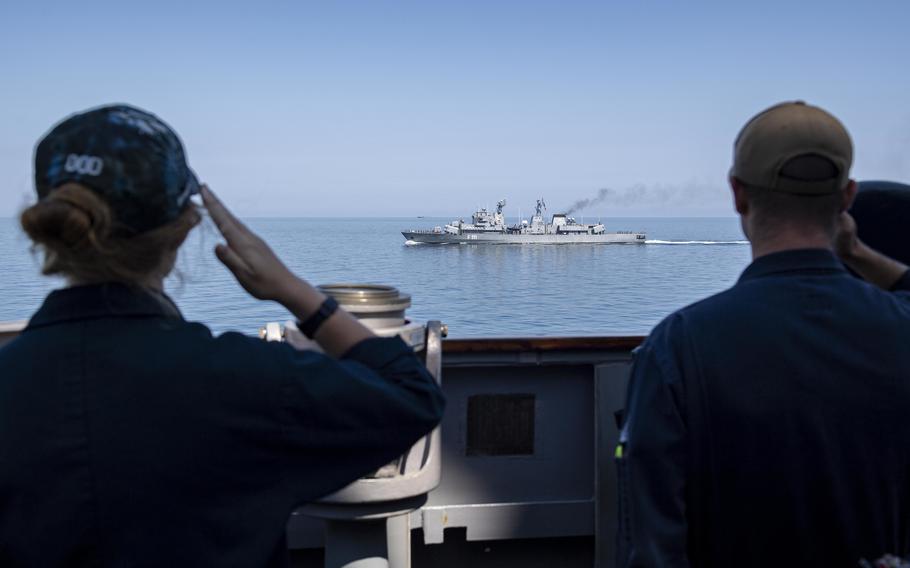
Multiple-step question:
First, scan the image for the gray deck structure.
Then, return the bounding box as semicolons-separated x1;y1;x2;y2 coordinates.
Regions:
288;336;640;568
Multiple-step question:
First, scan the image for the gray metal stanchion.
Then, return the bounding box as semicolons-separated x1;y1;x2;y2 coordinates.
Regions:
385;514;411;568
324;519;389;568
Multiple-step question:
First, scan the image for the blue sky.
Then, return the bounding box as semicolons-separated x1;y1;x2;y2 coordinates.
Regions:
1;0;908;217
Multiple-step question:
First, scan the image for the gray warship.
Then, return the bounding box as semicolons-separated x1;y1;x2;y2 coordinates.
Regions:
402;199;646;244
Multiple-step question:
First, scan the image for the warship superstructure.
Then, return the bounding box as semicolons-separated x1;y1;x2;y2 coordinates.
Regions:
402;199;646;244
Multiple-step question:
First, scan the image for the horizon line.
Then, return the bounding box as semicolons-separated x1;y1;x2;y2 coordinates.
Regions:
0;214;741;220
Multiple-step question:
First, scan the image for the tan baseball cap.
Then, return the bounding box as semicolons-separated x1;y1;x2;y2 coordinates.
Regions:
731;101;853;195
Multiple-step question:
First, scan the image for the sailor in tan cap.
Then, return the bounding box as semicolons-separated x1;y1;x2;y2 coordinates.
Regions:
732;101;853;195
730;101;909;287
617;101;910;567
730;101;855;253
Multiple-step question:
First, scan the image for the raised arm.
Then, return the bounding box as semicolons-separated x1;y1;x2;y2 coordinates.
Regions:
200;185;445;501
834;212;910;291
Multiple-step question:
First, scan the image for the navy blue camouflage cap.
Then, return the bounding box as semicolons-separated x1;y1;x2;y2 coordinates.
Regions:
34;104;200;235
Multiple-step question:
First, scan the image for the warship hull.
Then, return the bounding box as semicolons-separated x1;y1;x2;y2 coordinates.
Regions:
404;197;646;244
402;231;646;244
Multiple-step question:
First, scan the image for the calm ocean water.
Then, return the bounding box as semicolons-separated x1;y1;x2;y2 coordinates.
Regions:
0;217;750;337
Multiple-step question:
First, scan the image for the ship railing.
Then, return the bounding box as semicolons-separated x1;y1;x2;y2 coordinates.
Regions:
0;321;26;348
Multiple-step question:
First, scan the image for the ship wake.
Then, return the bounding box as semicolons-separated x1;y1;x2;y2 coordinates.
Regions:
645;239;749;245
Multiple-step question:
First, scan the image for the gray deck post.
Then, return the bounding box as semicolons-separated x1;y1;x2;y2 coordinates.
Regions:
386;513;411;568
324;519;389;568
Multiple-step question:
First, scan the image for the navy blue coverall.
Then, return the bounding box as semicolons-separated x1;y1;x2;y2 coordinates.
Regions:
618;249;910;568
0;283;445;566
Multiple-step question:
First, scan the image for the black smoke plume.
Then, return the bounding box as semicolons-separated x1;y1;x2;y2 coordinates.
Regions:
562;182;715;215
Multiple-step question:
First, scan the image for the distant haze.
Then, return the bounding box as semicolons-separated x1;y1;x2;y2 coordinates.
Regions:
1;1;908;218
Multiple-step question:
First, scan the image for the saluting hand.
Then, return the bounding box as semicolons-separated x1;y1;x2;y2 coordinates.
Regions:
833;210;909;290
201;185;374;355
201;186;300;303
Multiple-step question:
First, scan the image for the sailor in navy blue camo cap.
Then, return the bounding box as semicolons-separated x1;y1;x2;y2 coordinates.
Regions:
34;104;200;235
7;103;445;566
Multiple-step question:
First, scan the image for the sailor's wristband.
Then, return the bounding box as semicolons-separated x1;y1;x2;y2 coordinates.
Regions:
297;296;339;339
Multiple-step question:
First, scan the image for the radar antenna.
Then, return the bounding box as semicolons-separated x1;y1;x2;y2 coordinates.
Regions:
535;198;546;217
496;199;506;214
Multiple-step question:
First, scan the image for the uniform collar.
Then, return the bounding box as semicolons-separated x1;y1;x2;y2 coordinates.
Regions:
26;282;184;330
739;248;846;283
